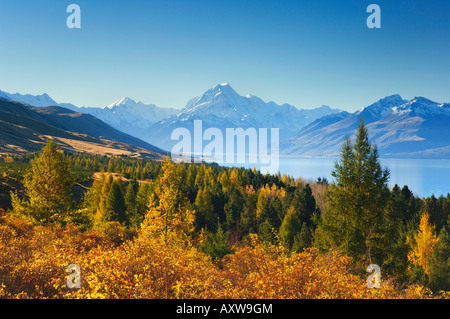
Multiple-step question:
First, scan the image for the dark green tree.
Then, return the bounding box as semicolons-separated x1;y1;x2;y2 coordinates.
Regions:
316;117;391;265
105;179;127;224
268;196;283;229
125;181;137;213
194;188;216;231
199;223;232;263
258;218;277;244
279;206;302;250
428;226;450;292
292;222;313;253
224;186;244;232
240;193;258;234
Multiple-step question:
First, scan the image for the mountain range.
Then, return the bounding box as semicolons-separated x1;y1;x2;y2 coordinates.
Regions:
0;85;342;152
143;83;341;151
0;97;165;159
1;86;450;159
282;94;450;158
73;98;178;139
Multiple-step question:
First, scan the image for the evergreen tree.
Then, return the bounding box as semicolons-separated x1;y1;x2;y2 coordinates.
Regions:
224;186;244;232
194;188;216;230
316;118;390;264
291;184;316;228
199;223;232;263
105;179;127;224
258;218;277;244
428;226;450;292
292;222;312;253
256;191;269;226
124;181;137;214
279;206;302;250
124;180;140;226
11;139;74;224
268;196;283;229
240;193;257;234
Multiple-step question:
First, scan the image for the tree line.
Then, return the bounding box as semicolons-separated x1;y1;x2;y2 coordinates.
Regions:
2;118;450;293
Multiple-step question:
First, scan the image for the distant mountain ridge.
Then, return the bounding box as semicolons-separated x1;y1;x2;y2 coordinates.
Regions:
144;83;341;151
282;95;450;158
0;85;342;153
74;97;178;139
4;86;449;159
0;90;58;107
0;89;178;143
0;98;165;158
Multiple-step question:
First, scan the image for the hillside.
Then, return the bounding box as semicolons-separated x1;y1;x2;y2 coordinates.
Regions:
0;98;165;159
282;95;450;158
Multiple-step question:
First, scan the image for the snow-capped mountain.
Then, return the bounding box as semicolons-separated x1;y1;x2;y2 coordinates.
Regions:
75;97;178;139
144;83;341;151
0;89;58;107
282;95;450;158
3;86;449;158
0;89;178;140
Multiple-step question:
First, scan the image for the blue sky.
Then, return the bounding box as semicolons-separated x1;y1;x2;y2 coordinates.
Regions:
0;0;449;111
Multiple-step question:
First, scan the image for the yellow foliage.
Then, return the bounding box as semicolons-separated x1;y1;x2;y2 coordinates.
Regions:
259;183;285;201
408;213;438;274
0;218;448;299
140;157;195;246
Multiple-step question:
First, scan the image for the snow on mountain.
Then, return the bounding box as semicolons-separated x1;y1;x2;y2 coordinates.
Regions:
164;83;339;129
0;89;179;142
0;90;58;107
145;83;341;151
70;97;178;141
357;94;407;120
98;96;177;126
3;86;449;158
282;95;450;158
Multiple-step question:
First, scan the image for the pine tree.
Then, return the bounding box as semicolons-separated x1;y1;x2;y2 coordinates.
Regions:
194;188;216;230
292;222;313;253
199;223;232;262
268;196;283;229
428;226;450;292
240;193;257;234
256;191;269;225
224;186;244;232
11;139;74;224
279;206;302;250
258;218;276;244
124;181;137;218
316;118;390;264
105;179;127;224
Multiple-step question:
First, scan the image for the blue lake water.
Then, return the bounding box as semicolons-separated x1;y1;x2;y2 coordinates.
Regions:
222;157;450;198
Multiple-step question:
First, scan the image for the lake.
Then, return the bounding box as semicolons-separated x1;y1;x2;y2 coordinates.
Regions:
222;157;450;198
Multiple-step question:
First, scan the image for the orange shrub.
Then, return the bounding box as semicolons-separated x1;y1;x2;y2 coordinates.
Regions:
0;218;447;299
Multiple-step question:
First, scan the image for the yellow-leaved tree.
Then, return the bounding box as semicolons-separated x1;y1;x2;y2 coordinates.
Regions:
11;139;74;225
140;157;195;246
408;212;438;274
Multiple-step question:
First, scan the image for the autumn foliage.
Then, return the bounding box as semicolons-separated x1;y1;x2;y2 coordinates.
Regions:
0;214;446;299
1;138;450;299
